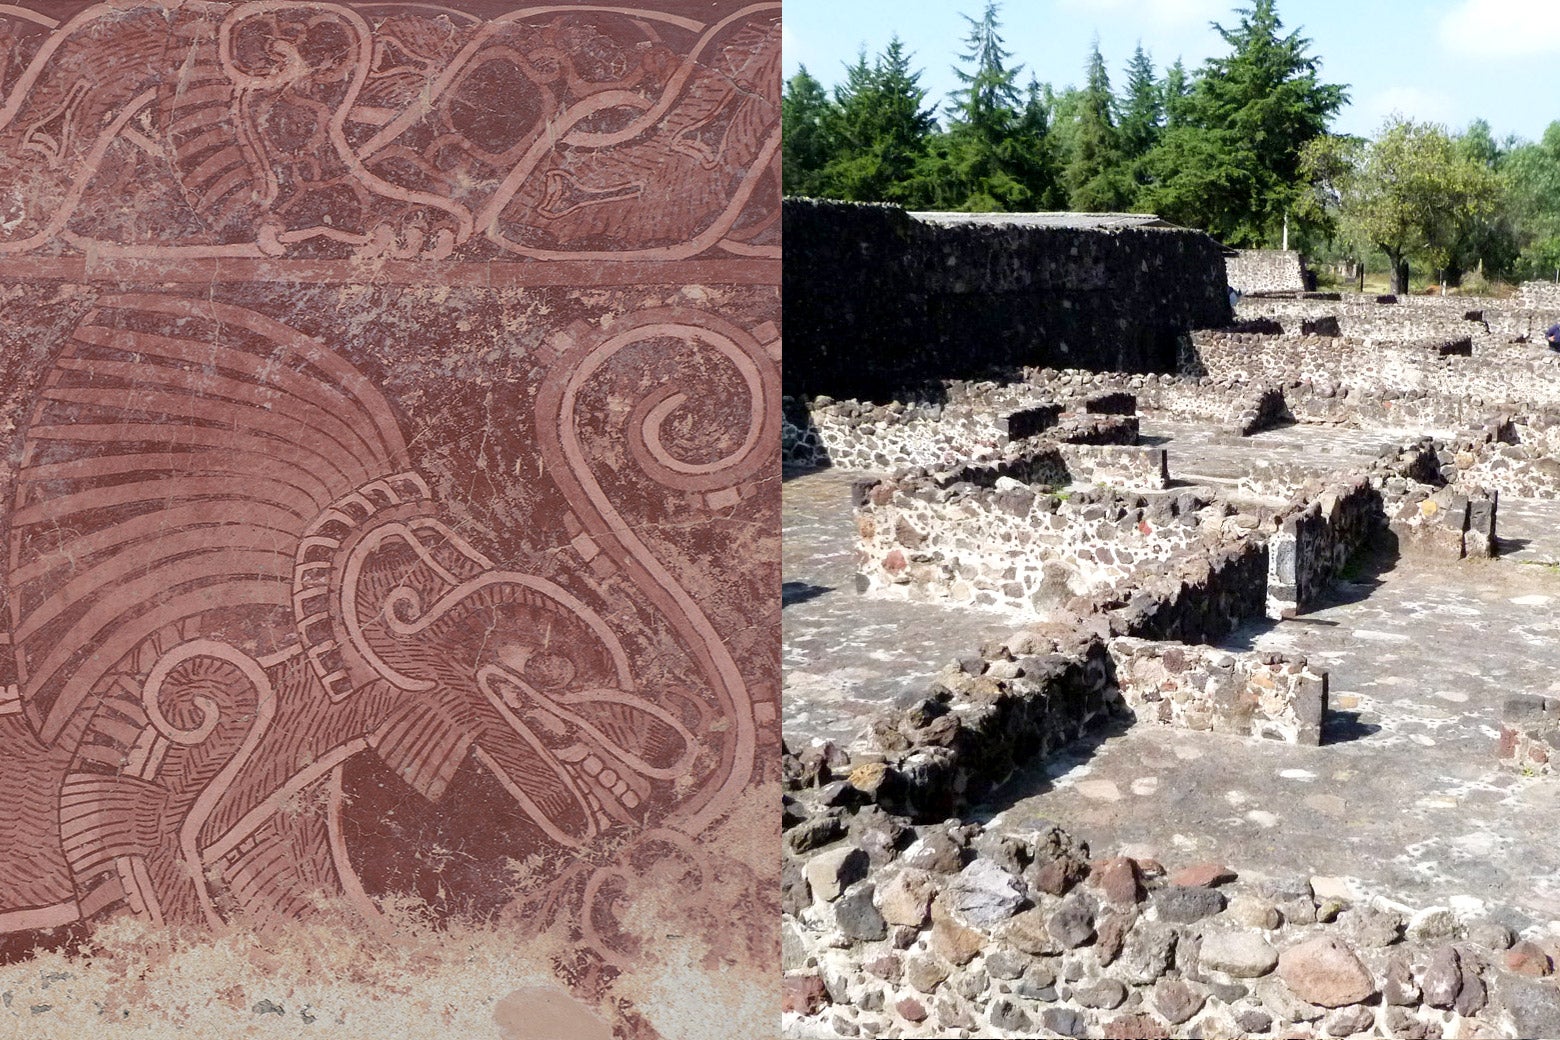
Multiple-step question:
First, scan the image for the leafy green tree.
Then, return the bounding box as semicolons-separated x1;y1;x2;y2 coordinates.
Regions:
1142;0;1347;244
1450;119;1517;281
782;67;835;197
1500;121;1560;280
1338;118;1501;293
817;39;938;204
1296;132;1364;259
1062;40;1132;210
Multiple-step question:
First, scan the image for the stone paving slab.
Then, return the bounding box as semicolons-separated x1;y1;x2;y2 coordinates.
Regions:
984;549;1560;925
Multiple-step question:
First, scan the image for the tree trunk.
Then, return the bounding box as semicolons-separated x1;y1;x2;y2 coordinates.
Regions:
1389;257;1409;295
1355;260;1364;293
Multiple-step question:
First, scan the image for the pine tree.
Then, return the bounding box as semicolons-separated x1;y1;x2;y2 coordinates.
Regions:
1063;40;1131;211
782;67;835;197
925;2;1059;211
819;39;938;204
1142;0;1346;244
1117;44;1162;162
1161;59;1193;129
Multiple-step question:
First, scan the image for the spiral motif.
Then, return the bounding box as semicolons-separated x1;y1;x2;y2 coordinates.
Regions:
535;307;778;838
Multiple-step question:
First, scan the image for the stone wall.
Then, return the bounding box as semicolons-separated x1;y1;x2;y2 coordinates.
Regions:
784;200;1231;400
1187;329;1560;422
1107;639;1327;744
1267;477;1382;619
1499;696;1558;775
856;479;1223;616
852;628;1121;822
781;794;1560;1040
1226;249;1307;294
1519;280;1560;310
1453;414;1560;499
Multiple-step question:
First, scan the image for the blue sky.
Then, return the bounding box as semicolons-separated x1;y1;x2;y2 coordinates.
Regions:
783;0;1560;143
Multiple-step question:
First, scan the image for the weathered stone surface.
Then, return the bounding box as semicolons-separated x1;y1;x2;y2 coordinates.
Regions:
1338;905;1403;948
1119;923;1178;984
1496;973;1560;1040
806;847;870;902
1154;884;1227;923
1506;939;1556;977
945;859;1026;929
863;955;902;983
905;953;951;994
1278;937;1376;1007
1408;907;1459;943
835;882;888;942
983;946;1028;981
1096;911;1135;966
875;870;937;928
894;996;928;1023
1092;856;1144;905
930;900;988;966
1152;978;1206;1024
1048;893;1099;948
902;830;967;874
783;974;830;1015
1322;1003;1376;1036
1234;1008;1273;1034
1199;929;1279;978
987;998;1033;1034
1105;1012;1172;1039
1382;951;1420;1006
1225;892;1282;930
1421;945;1463;1009
996;907;1065;956
1169;862;1238;888
1041;1007;1090;1038
787;814;847;854
1075;977;1129;1010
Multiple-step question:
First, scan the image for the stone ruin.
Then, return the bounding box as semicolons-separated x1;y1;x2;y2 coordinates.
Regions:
782;200;1560;1039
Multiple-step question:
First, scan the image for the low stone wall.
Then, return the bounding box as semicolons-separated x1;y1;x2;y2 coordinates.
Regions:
1226;249;1307;294
1267;477;1382;618
856;478;1217;616
1519;280;1560;310
1499;696;1558;775
1108;638;1326;744
1085;537;1272;645
1232;385;1289;436
1055;443;1167;488
1453;414;1560;499
1188;329;1560;427
781;798;1560;1040
853;628;1120;822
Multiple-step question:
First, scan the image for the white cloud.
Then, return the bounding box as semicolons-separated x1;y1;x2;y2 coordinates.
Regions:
1438;0;1560;58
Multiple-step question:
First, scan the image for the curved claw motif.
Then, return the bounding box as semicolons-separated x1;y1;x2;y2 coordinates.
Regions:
0;294;733;944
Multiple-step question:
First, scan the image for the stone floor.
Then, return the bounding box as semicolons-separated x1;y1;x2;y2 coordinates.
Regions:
783;456;1560;928
782;467;1020;750
984;544;1560;927
1142;417;1411;499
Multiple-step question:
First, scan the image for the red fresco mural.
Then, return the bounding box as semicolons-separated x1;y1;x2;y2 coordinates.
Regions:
0;2;779;1035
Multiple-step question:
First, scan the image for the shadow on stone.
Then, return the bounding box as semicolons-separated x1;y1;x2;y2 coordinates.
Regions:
1322;709;1381;745
783;581;833;607
967;712;1139;818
